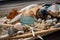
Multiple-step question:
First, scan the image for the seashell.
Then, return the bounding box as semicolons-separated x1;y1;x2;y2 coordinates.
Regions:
17;31;24;34
52;22;56;26
54;23;60;28
37;18;42;23
46;19;53;24
53;18;57;22
14;23;24;30
48;4;59;13
47;15;51;19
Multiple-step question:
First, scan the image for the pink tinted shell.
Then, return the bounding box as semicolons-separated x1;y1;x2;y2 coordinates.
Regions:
14;23;24;30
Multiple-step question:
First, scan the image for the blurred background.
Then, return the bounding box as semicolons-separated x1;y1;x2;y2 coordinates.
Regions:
0;0;60;40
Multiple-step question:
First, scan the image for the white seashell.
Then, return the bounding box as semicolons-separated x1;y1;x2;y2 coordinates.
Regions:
46;19;53;24
17;31;24;34
47;15;51;19
42;20;45;23
14;23;24;30
47;4;59;12
53;18;57;22
37;18;42;23
54;23;60;28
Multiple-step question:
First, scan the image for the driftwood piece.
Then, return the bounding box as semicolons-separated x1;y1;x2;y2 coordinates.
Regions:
11;28;60;39
0;28;60;39
0;23;14;27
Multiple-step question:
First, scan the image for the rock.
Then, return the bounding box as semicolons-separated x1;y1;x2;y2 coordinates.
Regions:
8;28;14;35
36;7;48;19
14;23;24;30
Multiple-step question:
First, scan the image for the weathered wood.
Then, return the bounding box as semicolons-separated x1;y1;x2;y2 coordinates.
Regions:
11;28;60;39
0;28;60;39
0;23;14;27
